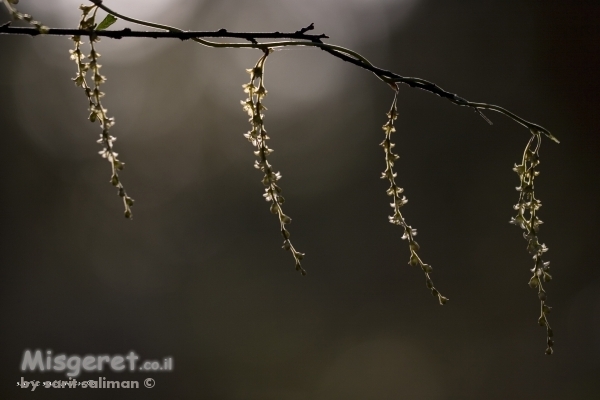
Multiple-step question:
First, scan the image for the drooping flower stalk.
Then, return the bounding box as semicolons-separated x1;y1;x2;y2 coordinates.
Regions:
70;5;134;218
382;90;448;305
510;131;553;354
1;0;48;33
242;50;305;275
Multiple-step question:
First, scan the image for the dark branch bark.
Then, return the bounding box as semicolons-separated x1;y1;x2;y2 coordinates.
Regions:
0;23;468;104
316;44;463;103
0;24;329;41
314;43;557;141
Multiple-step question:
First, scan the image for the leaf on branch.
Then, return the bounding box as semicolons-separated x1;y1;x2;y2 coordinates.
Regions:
96;14;117;31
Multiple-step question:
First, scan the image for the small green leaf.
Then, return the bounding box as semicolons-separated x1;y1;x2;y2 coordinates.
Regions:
96;14;117;31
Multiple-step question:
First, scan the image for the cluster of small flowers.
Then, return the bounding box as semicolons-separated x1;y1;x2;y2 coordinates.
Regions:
510;130;553;354
2;0;48;33
69;5;134;219
241;50;305;275
381;93;448;305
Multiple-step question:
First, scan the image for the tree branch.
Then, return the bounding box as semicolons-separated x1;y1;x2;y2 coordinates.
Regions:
0;22;558;143
316;43;559;143
90;0;559;143
0;23;329;41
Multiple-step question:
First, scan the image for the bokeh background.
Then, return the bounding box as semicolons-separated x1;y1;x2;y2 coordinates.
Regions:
1;0;598;399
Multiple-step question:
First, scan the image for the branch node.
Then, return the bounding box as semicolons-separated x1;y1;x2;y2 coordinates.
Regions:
453;95;468;105
295;23;314;35
113;27;131;39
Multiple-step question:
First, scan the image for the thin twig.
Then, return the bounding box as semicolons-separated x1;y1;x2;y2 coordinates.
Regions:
0;4;559;144
317;45;559;143
91;0;560;143
0;24;329;41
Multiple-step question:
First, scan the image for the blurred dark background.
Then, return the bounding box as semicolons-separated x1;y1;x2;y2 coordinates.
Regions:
1;0;598;399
